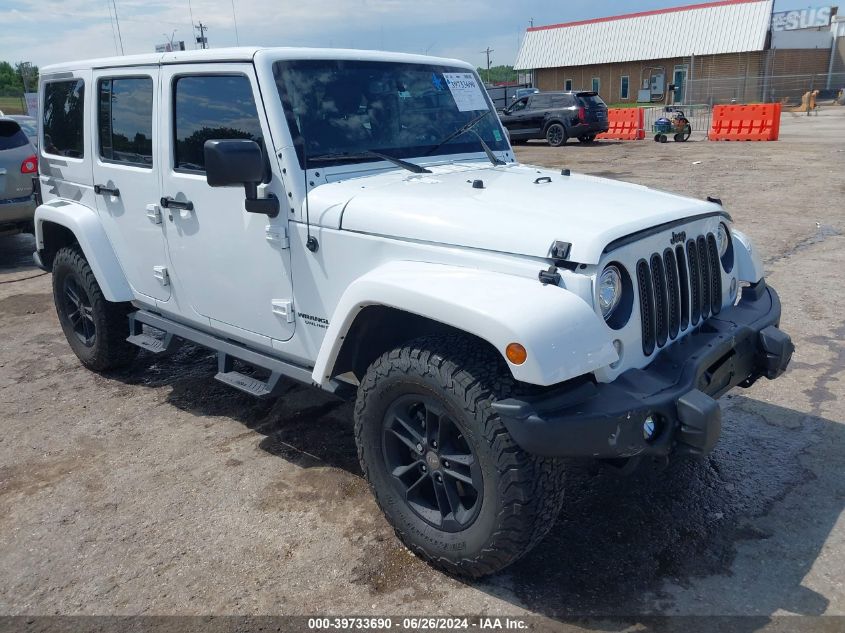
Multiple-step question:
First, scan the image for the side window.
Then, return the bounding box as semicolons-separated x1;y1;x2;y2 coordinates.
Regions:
43;79;85;158
173;74;263;172
550;96;569;108
511;97;529;112
529;95;551;109
98;77;154;167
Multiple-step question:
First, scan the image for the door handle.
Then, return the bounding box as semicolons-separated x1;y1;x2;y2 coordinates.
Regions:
160;196;194;211
94;184;120;197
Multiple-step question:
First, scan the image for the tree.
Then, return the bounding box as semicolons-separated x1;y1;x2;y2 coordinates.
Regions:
476;65;517;85
16;62;39;92
0;60;40;93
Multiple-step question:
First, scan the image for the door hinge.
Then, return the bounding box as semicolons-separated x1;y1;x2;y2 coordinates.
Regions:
271;299;295;323
146;203;163;225
153;266;170;286
265;224;290;249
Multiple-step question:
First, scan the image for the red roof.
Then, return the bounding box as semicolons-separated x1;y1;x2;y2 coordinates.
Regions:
527;0;765;32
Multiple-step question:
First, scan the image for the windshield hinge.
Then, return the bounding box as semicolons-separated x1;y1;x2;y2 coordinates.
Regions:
272;299;295;323
265;225;290;249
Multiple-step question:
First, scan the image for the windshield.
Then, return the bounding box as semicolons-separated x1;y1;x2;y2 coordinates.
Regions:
273;59;508;169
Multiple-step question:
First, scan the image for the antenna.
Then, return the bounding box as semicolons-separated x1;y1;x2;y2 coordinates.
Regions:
300;136;318;252
111;0;125;55
105;0;119;55
187;0;196;47
230;0;240;45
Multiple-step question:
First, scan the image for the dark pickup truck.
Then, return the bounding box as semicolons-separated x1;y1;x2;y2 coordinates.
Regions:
500;91;609;146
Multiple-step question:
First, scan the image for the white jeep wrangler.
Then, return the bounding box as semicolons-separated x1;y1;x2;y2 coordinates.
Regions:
33;48;793;577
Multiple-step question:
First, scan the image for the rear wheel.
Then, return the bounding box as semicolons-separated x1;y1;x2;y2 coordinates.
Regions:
52;246;137;371
354;335;566;577
545;123;567;147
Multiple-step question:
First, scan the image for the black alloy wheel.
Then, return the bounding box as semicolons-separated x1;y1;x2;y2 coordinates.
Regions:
546;123;566;147
382;394;483;532
62;275;96;347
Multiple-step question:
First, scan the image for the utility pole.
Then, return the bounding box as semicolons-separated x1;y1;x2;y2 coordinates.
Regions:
481;47;494;84
195;21;209;49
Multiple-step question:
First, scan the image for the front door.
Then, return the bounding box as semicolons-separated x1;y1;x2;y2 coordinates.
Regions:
504;97;532;138
91;70;170;301
158;64;295;343
673;66;688;103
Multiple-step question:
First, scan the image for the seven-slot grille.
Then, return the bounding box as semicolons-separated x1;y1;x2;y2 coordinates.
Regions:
636;233;722;355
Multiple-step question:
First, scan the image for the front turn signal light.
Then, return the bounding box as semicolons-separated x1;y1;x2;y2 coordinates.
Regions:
506;343;527;365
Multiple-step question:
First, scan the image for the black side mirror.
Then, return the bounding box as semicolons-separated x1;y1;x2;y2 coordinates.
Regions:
204;139;279;217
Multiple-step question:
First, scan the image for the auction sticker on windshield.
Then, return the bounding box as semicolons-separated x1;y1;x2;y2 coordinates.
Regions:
443;73;488;112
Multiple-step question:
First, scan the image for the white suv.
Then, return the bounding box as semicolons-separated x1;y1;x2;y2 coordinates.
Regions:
33;48;793;577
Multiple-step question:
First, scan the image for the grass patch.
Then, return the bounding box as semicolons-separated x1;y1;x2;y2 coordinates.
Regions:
0;96;26;114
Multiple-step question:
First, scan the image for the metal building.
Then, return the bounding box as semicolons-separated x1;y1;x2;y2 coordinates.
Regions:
514;0;843;105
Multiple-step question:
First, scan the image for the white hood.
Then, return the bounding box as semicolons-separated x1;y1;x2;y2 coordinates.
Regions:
308;162;722;264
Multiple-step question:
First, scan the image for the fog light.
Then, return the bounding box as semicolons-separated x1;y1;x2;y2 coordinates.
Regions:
643;415;658;442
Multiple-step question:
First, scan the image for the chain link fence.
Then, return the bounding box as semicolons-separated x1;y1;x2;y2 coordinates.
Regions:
642;105;713;141
684;72;845;106
0;88;27;115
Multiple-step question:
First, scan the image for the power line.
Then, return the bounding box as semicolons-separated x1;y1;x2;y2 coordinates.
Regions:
230;0;240;45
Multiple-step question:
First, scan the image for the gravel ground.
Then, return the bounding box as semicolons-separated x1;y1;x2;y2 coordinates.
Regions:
0;108;843;629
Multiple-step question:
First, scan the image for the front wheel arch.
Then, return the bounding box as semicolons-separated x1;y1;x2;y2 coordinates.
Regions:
331;305;503;382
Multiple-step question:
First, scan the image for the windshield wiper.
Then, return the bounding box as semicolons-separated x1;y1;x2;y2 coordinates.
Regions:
364;149;431;173
308;150;430;174
424;110;503;165
469;130;507;166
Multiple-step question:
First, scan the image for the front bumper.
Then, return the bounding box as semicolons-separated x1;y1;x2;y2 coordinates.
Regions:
492;281;793;459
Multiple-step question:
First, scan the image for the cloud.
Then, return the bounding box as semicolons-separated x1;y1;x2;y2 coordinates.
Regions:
1;0;533;69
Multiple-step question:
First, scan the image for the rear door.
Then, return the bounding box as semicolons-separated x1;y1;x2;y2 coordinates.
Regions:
158;64;295;344
91;69;170;301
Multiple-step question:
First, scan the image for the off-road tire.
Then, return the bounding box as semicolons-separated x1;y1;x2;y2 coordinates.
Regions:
354;334;566;577
52;246;137;371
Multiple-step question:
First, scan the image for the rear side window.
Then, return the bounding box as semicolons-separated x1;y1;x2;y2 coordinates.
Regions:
529;95;552;109
98;77;154;167
173;75;263;172
43;79;85;158
550;95;573;108
580;94;607;107
0;120;30;150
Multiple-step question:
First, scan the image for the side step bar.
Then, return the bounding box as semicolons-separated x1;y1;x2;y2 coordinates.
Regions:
127;310;328;399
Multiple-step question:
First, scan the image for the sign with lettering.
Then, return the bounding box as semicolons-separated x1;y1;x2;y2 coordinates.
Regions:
772;7;832;31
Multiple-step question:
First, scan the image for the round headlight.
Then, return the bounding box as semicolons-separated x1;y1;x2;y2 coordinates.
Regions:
598;265;623;320
716;223;730;258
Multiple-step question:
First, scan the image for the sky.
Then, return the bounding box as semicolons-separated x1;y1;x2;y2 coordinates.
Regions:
0;0;836;70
